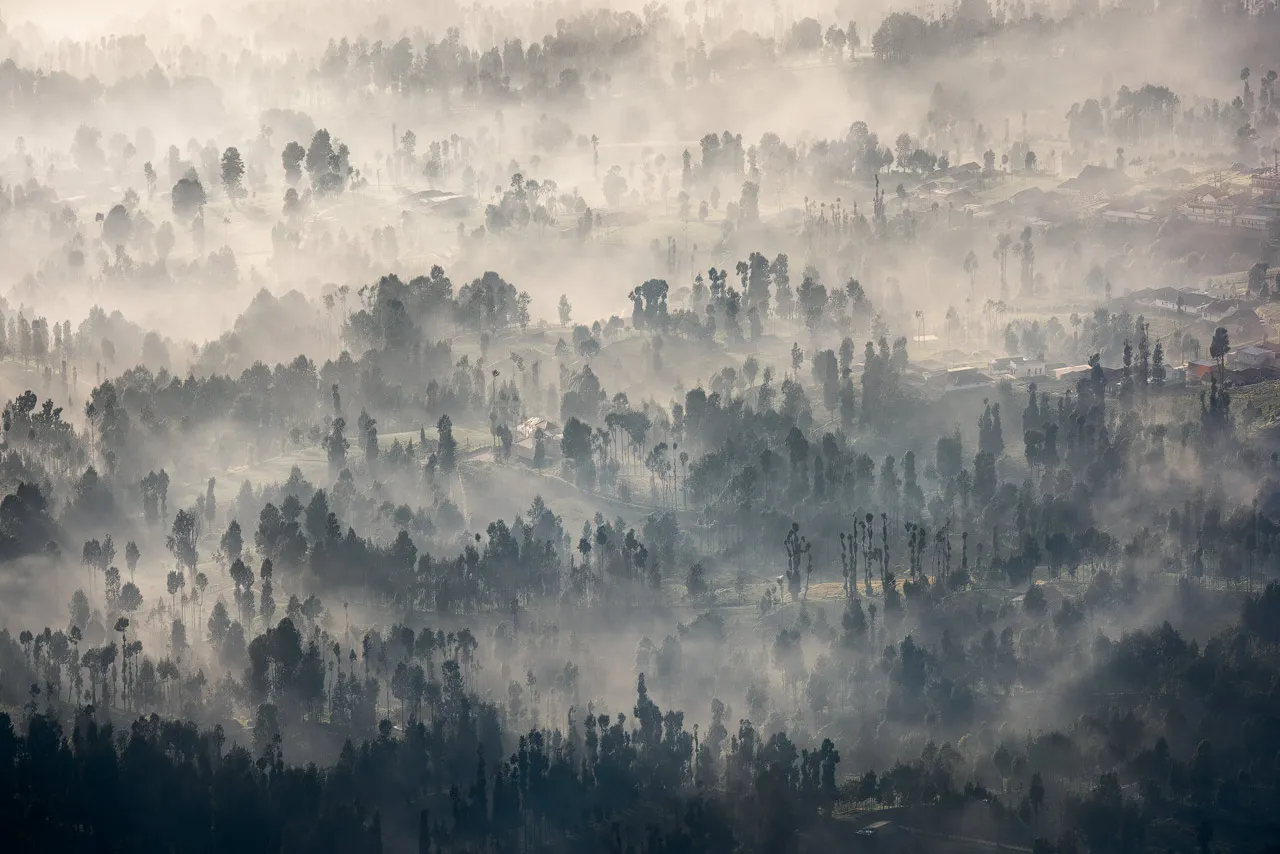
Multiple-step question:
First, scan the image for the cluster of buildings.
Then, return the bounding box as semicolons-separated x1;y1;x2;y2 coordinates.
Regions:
921;356;1101;396
1175;179;1280;234
916;356;1051;396
914;158;1280;243
1128;287;1266;338
916;343;1280;397
1185;340;1280;385
1090;166;1280;240
927;336;1280;395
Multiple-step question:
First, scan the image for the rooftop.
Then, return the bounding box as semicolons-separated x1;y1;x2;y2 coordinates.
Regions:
1131;286;1214;308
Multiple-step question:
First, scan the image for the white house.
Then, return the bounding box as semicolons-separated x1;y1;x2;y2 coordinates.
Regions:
1181;190;1237;227
990;355;1046;378
1132;287;1213;314
512;416;563;462
516;416;560;443
1202;299;1242;322
1054;364;1092;381
1236;212;1275;232
1101;205;1160;226
1234;345;1275;368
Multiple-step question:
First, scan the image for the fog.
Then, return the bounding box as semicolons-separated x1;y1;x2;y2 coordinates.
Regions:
0;1;1279;852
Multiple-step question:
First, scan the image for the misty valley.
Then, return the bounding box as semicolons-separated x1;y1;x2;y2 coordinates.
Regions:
1;1;1280;852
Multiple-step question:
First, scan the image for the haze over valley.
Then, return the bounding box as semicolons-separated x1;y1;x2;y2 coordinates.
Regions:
1;2;1279;852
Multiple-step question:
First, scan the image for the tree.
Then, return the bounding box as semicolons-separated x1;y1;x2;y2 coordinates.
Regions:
558;294;572;325
825;25;848;58
436;414;458;476
205;600;231;648
788;17;823;51
994;233;1013;298
118;581;143;614
156;221;175;259
324;417;349;475
963;250;979;298
166;509;199;577
282;141;305;185
496;424;514;461
69;589;90;630
358;410;379;468
205;478;217;527
686;562;709;599
305;129;350;195
166;570;185;611
220;147;246;201
102;204;132;248
221;520;244;563
306;130;334;182
1197;819;1213;854
561;417;595;488
283;188;303;219
533;427;547;469
871;12;929;63
812;349;840;412
1247;261;1270;296
1152;342;1166;386
172;173;207;221
602;166;628;206
1015;226;1036;297
739;181;760;223
125;541;140;579
73;125;105;171
1210;326;1231;378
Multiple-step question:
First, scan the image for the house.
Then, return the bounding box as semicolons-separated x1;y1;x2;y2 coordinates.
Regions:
1058;164;1132;197
1255;341;1280;357
1234;345;1275;368
1222;307;1266;339
1225;367;1267;387
1131;287;1181;312
404;189;478;216
911;358;949;376
1054;364;1092;381
516;416;560;443
1131;287;1218;316
1181;188;1238;226
1127;289;1242;321
1251;168;1280;196
1100;208;1144;225
1101;204;1160;225
990;355;1046;378
1236;211;1276;232
1187;360;1217;379
936;367;993;393
1201;299;1241;322
512;416;562;462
